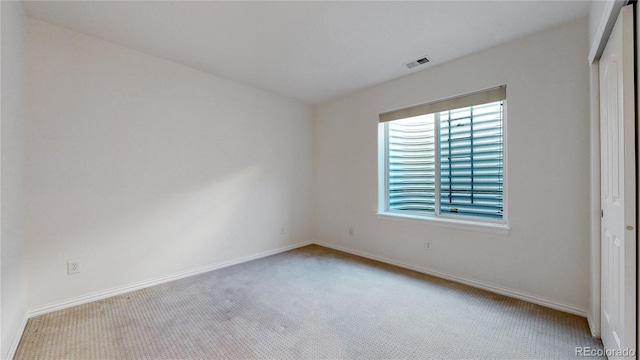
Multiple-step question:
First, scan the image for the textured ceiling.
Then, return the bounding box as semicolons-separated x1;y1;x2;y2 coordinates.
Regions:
23;1;591;104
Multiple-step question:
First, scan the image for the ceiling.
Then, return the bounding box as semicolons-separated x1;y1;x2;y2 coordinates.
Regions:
23;1;591;105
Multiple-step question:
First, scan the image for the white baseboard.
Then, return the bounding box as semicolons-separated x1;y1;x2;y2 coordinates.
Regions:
20;239;589;351
5;314;28;360
27;241;313;318
587;313;601;339
315;241;588;318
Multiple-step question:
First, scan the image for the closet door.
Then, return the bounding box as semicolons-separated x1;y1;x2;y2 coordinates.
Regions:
599;4;636;357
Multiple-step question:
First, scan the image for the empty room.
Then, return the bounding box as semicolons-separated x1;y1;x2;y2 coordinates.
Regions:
1;0;637;359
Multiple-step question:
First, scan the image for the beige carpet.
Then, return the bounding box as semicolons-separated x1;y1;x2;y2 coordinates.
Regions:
16;245;603;359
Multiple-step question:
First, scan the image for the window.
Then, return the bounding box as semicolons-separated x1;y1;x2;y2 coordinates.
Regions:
379;86;506;227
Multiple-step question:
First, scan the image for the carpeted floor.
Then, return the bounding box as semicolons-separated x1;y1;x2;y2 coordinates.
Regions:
15;244;604;359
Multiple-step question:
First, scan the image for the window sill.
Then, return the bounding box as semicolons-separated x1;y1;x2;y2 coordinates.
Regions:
376;212;511;235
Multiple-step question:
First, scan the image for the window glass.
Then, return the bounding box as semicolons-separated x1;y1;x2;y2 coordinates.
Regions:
380;88;505;224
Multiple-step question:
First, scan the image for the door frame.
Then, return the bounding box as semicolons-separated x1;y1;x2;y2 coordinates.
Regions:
588;0;636;339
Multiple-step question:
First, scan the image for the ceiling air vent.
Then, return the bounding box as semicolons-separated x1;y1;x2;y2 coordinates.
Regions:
405;56;431;69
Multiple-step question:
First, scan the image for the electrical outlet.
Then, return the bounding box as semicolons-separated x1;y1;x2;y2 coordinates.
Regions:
425;240;433;251
67;261;80;275
349;226;354;236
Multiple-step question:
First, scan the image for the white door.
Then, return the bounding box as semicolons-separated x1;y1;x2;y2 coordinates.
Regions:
599;4;636;357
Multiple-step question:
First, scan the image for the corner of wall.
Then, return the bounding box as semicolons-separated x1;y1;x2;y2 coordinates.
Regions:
1;1;29;358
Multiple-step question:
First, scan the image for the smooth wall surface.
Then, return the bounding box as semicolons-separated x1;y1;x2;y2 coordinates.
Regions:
1;1;28;358
26;19;313;309
314;19;591;311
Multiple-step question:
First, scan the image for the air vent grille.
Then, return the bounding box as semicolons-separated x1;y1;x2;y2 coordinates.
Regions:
405;56;431;69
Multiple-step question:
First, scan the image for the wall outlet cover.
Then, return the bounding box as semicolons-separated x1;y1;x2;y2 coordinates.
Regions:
67;261;80;275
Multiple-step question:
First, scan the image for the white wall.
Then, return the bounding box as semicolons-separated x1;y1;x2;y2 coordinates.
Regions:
1;1;28;358
26;19;313;309
314;19;591;312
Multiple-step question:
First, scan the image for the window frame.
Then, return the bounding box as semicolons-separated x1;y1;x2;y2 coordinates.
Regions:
377;87;510;234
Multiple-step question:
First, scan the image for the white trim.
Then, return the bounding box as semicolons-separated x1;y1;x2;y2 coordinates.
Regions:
315;241;588;317
378;123;388;213
5;314;28;360
588;61;602;338
589;1;626;63
27;241;312;317
20;239;586;340
501;100;509;226
587;312;601;339
434;112;441;216
376;212;510;235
